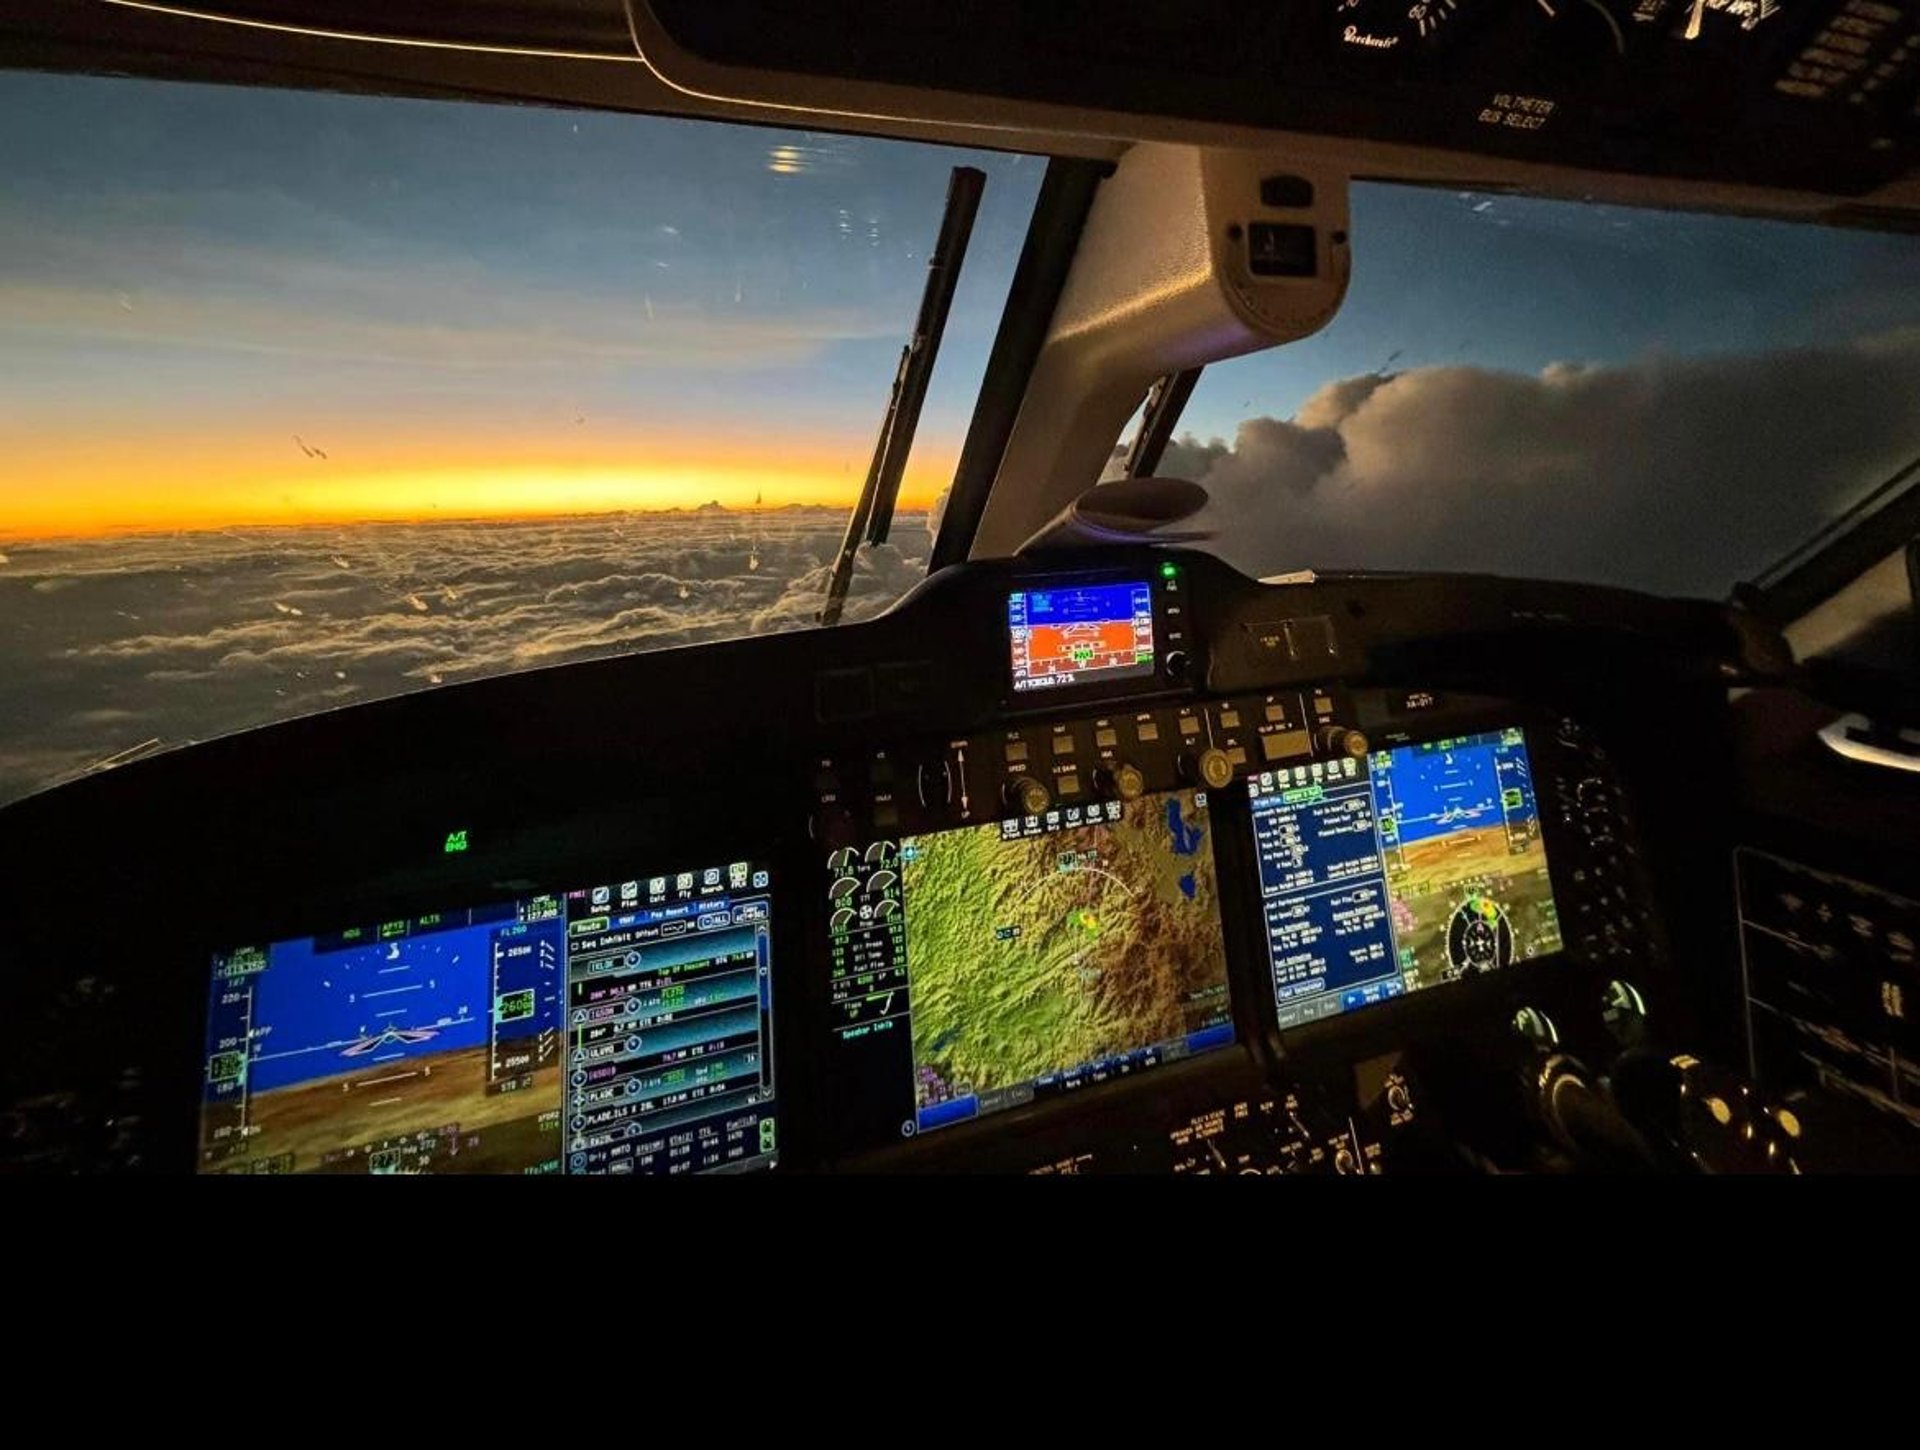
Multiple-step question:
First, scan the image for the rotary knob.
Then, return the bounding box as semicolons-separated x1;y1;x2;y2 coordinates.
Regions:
1004;775;1052;816
1316;725;1370;760
1095;762;1147;801
1180;747;1234;790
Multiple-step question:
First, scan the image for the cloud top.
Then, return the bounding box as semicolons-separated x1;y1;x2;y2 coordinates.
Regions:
0;511;924;806
1166;332;1920;594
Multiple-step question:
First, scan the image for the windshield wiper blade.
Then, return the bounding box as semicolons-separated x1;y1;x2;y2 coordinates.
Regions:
820;164;985;626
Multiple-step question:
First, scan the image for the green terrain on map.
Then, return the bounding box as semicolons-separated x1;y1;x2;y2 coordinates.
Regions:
902;791;1229;1108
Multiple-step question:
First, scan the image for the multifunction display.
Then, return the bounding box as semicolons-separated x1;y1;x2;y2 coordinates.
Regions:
826;788;1233;1141
200;863;778;1174
1009;581;1156;693
1247;727;1563;1028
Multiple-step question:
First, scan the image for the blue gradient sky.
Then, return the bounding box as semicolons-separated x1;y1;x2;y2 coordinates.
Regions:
0;72;1042;533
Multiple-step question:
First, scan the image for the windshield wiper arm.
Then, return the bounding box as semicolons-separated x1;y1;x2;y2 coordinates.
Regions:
1123;367;1203;479
820;164;985;626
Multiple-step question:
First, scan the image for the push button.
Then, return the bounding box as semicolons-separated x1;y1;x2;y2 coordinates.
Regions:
1261;730;1309;762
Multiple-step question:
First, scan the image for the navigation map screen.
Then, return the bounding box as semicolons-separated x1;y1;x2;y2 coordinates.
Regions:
826;789;1232;1137
199;862;778;1174
1009;581;1155;693
1247;727;1563;1029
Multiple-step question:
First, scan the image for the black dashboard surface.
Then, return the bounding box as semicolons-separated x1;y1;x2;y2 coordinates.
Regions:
0;548;1793;1173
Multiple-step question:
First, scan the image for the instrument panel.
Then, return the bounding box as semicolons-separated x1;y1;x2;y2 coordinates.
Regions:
0;546;1731;1175
803;641;1667;1173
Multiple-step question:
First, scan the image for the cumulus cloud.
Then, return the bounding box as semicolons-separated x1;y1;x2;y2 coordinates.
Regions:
751;542;929;633
1168;332;1920;595
0;510;925;805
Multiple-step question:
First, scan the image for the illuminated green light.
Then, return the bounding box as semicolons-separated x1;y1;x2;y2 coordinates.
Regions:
1159;561;1178;579
444;828;470;855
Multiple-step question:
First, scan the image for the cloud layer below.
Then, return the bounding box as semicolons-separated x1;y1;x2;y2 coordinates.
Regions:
0;511;924;806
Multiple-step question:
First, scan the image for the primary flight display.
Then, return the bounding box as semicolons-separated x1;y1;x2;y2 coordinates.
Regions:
199;863;779;1174
1008;581;1156;693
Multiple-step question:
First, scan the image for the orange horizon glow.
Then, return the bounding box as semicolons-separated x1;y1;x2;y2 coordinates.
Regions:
1;438;952;543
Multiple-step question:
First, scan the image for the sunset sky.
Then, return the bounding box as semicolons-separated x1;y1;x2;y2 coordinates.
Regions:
6;71;1919;544
0;72;1044;539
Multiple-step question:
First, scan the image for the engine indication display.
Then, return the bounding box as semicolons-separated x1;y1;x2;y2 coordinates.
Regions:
199;862;779;1174
1248;726;1564;1028
1009;581;1156;693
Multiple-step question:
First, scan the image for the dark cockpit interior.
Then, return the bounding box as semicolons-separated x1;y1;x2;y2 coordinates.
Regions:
3;0;1918;1177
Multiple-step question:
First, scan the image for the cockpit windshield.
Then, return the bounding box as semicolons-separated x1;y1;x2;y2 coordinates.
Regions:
1163;182;1920;597
0;72;1045;806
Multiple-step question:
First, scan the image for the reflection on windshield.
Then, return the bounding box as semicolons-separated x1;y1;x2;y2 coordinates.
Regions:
1166;183;1920;596
0;73;1042;806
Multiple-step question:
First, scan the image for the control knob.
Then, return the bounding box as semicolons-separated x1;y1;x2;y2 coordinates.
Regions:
1094;762;1147;801
1317;725;1370;760
1180;747;1235;791
1004;775;1052;816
